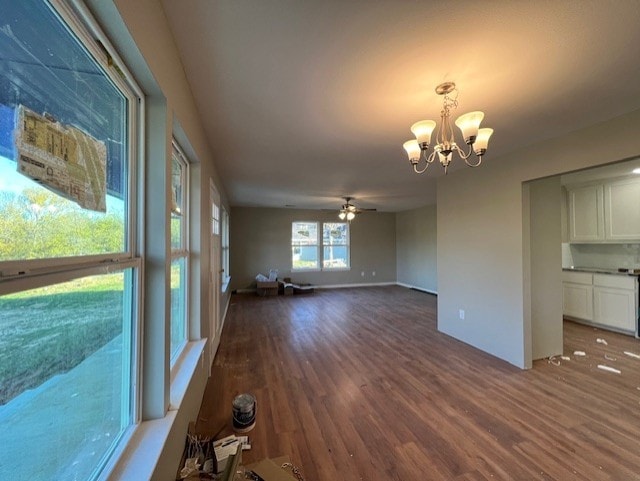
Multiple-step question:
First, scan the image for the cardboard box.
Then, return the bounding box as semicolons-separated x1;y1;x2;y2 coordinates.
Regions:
256;281;278;296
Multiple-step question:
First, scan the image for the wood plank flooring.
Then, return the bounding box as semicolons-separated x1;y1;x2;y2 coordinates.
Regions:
195;286;640;481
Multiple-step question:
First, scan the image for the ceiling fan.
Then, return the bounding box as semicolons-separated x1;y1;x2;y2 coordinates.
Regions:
337;197;376;221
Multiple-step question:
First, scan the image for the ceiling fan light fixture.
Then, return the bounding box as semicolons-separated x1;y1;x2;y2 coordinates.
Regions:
403;82;493;174
346;211;355;221
338;211;346;220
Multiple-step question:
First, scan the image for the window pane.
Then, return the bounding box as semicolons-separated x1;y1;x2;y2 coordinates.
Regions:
292;222;317;245
323;246;349;268
0;270;133;481
0;1;129;262
323;222;348;245
170;153;184;250
292;245;318;269
170;257;187;359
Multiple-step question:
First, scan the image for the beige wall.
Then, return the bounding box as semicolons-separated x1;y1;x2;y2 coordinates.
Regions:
396;205;437;293
230;207;397;290
524;176;563;361
437;108;640;369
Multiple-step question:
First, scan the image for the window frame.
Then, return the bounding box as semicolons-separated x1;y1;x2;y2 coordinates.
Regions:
221;207;230;291
0;0;143;279
0;0;145;478
291;221;320;271
169;140;190;363
291;221;352;271
322;221;351;271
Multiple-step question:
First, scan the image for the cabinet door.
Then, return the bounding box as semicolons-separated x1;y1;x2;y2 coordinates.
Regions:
562;282;594;320
593;287;637;332
568;184;604;242
604;178;640;241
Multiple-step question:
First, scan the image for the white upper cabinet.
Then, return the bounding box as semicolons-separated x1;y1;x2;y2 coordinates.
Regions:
568;184;604;242
567;177;640;242
604;178;640;241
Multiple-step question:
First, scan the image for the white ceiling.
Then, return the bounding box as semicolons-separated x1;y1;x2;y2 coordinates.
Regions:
161;0;640;212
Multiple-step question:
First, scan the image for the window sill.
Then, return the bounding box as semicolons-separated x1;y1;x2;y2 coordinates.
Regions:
170;339;206;409
221;276;231;293
292;268;321;272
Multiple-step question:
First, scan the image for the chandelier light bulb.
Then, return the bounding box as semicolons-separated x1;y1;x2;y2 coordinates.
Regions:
410;120;436;147
403;139;421;162
473;128;494;155
454;111;484;144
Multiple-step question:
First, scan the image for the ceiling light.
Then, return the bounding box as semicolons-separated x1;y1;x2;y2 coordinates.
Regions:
403;82;493;174
336;197;376;222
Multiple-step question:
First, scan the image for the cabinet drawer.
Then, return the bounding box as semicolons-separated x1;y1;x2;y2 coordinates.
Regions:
593;274;637;290
562;271;593;285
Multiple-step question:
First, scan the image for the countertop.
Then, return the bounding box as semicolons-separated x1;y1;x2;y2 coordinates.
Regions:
563;266;640;276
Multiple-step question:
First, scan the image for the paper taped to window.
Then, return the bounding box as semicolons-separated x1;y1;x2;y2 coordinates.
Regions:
14;105;107;212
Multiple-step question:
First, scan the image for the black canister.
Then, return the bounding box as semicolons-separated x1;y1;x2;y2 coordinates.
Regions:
232;393;256;433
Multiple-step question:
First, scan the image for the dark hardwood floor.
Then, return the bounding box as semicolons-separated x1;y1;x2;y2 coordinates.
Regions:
195;286;640;481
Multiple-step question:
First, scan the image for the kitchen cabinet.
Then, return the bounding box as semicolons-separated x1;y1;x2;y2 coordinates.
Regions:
567;184;604;242
562;271;638;334
567;177;640;242
604;178;640;241
562;271;593;321
593;274;637;332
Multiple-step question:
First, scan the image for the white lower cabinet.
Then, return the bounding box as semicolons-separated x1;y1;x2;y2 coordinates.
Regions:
563;283;594;320
562;271;638;333
592;274;637;332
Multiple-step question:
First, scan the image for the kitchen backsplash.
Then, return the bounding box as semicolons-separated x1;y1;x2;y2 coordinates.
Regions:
563;243;640;269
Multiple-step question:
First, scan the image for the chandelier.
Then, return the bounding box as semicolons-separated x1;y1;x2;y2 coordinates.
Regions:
403;82;493;174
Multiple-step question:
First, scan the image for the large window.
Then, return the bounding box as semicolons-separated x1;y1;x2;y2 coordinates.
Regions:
323;222;350;269
0;1;141;480
221;207;230;289
292;221;350;270
170;141;189;361
292;221;320;270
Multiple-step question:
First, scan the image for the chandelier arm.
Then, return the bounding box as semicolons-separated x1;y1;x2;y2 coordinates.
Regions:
412;150;438;174
413;162;430;174
453;143;474;160
464;155;483;168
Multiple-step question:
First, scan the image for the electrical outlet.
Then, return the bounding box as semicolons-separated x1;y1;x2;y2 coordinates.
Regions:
459;309;465;320
372;271;376;276
361;271;365;277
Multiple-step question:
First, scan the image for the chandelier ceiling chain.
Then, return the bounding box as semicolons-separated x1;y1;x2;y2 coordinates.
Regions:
403;82;493;174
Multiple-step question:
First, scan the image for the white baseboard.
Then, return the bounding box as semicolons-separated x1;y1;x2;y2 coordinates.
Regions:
314;282;396;289
236;282;437;294
396;282;437;295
